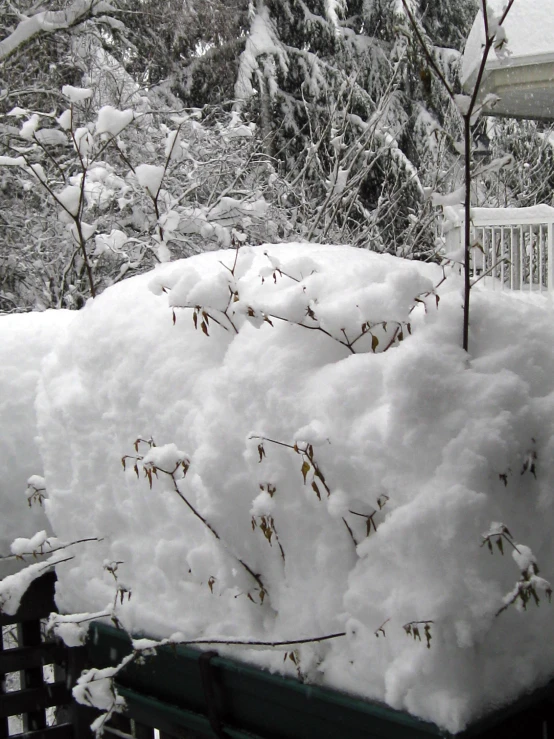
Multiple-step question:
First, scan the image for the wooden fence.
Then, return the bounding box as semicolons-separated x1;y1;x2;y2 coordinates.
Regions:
0;573;157;739
0;571;76;738
3;573;554;739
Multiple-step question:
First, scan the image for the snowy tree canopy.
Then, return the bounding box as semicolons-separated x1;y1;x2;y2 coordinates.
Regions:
1;0;489;312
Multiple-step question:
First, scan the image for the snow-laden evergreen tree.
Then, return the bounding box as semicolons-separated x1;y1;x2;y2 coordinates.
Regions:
477;118;554;209
419;0;478;51
5;0;545;313
167;0;480;256
0;0;276;310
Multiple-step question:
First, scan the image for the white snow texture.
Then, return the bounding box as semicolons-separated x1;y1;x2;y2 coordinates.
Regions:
4;244;554;733
0;310;73;576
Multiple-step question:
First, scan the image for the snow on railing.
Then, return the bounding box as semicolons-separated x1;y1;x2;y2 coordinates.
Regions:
441;205;554;293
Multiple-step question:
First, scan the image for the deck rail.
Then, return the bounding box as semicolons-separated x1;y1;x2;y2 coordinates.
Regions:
3;573;554;738
440;204;554;292
0;571;77;738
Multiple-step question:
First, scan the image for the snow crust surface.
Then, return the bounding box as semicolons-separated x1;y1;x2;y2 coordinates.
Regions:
5;244;554;732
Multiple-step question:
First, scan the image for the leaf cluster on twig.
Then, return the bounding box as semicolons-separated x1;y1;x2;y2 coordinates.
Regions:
251;434;389;548
481;522;519;556
403;620;433;648
481;523;552;617
167;247;430;357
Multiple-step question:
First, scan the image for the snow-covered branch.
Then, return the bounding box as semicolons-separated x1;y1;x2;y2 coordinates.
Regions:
0;552;74;615
0;0;119;62
74;627;346;736
122;438;268;603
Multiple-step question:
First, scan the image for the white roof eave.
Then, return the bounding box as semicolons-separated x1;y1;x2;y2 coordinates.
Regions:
463;51;554;86
461;0;554;120
484;50;554;72
463;57;554;121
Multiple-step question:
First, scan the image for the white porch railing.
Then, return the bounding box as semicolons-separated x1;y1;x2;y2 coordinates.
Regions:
441;205;554;293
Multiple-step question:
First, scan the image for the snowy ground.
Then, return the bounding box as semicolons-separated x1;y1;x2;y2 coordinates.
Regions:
2;243;554;734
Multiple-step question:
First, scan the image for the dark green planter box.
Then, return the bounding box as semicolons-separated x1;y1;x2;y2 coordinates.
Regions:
87;622;554;739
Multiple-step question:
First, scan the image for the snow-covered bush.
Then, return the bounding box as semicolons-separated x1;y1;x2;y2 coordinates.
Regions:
1;74;446;315
0;244;551;734
2;0;487;316
0;85;287;311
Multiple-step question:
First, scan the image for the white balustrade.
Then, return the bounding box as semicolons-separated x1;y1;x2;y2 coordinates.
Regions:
440;205;554;293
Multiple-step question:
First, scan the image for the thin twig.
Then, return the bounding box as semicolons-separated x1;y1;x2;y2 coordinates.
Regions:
124;446;266;599
161;632;347;648
0;537;102;561
399;0;455;101
342;518;358;546
470;258;510;288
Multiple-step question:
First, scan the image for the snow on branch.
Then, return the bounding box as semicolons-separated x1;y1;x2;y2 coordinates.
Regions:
122;437;268;603
235;5;288;101
74;627;346;735
481;523;553;617
0;0;119;62
0;552;74;615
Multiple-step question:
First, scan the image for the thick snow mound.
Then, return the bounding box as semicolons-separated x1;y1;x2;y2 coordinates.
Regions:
0;310;73;575
33;244;554;733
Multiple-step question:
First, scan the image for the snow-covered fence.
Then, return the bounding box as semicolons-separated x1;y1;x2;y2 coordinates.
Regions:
442;205;554;293
0;572;76;736
4;573;554;738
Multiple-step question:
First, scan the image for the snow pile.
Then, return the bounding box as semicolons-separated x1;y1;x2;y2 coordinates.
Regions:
0;310;73;576
6;244;554;732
